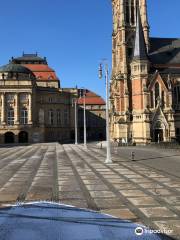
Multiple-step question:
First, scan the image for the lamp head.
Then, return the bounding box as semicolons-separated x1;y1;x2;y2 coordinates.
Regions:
98;64;103;79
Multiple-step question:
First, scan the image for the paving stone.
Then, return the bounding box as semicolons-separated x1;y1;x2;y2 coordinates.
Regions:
161;196;180;205
148;188;174;196
89;191;116;198
82;180;104;185
80;176;99;180
140;207;177;218
0;193;19;202
174;206;180;211
85;185;109;191
108;179;129;184
164;182;180;188
139;183;163;189
58;185;81;191
113;183;137;190
120;190;148;197
58;180;76;185
152;178;172;183
130;178;152;183
94;198;125;209
127;197;160;206
154;220;180;237
125;175;144;179
59;191;84;200
101;208;137;220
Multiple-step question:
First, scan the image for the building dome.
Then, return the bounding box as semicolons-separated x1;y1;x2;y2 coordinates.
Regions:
0;63;35;80
0;63;32;74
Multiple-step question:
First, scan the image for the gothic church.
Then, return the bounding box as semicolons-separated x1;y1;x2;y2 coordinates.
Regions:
110;0;180;144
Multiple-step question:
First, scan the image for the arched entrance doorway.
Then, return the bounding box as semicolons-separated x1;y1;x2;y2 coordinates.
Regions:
4;132;15;144
153;120;164;142
18;131;28;143
154;129;163;142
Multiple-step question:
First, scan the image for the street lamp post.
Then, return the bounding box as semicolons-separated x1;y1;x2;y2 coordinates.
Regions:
99;62;112;164
72;98;78;145
83;89;87;148
79;88;87;148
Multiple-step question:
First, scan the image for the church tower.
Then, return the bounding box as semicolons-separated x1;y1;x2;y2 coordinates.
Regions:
110;0;150;142
130;7;150;143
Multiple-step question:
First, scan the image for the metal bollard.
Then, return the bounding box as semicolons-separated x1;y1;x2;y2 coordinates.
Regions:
100;142;102;149
131;151;135;161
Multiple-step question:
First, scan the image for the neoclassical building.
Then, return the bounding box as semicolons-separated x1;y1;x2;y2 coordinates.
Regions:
0;54;105;144
110;0;180;144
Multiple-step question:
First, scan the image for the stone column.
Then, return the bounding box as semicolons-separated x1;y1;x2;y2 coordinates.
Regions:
28;93;32;124
15;94;19;124
1;93;5;124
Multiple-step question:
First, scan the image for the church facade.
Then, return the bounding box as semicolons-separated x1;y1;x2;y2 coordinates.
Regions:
110;0;180;144
0;54;105;144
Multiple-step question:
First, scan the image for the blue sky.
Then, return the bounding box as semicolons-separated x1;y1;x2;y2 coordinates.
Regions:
0;0;179;98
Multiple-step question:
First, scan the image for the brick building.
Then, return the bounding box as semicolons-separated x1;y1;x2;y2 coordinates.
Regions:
110;0;180;144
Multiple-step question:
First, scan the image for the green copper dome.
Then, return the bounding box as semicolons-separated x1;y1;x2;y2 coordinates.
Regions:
0;63;32;74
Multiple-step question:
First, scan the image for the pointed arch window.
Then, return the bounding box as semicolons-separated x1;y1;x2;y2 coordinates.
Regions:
150;91;154;108
155;82;160;107
126;0;130;24
161;91;165;108
131;0;135;25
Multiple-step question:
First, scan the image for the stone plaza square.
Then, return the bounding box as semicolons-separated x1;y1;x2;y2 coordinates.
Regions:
0;143;180;239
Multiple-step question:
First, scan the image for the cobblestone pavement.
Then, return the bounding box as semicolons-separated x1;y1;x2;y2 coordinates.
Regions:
0;143;180;239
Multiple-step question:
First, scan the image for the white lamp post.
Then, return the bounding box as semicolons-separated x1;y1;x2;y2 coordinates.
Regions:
83;89;87;148
99;62;112;164
72;98;78;145
79;88;87;148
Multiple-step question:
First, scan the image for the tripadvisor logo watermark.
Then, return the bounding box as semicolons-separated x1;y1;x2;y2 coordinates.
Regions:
135;227;144;236
135;226;173;236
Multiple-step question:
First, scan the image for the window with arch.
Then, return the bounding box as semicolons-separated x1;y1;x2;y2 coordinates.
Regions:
131;0;135;25
7;108;14;125
155;82;160;107
48;110;54;125
20;108;28;124
126;0;130;24
161;91;165;108
57;110;62;126
150;91;154;108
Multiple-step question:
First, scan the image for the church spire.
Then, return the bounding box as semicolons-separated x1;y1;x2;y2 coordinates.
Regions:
133;6;148;60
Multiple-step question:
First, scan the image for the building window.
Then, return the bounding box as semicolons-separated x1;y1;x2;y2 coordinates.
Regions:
57;110;62;126
155;82;160;107
126;0;130;24
48;110;54;125
176;128;180;136
150;91;154;108
49;97;53;103
6;94;15;103
178;86;180;104
20;108;28;124
20;93;28;102
64;109;69;125
7;108;14;125
131;0;135;25
140;65;146;72
161;91;165;108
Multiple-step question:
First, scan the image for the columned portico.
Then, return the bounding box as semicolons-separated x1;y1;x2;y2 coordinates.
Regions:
1;93;5;124
28;93;32;124
15;93;19;124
